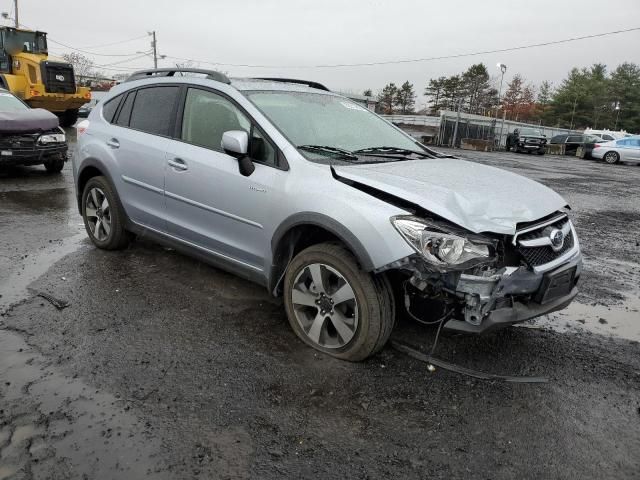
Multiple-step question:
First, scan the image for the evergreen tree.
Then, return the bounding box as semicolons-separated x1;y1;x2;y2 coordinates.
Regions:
425;76;446;114
394;81;416;114
377;83;398;114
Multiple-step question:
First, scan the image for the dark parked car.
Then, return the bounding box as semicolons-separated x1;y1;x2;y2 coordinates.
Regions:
0;89;67;173
549;134;603;158
78;91;108;118
506;127;547;154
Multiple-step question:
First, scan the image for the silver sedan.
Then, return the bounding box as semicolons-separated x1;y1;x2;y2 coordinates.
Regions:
591;136;640;164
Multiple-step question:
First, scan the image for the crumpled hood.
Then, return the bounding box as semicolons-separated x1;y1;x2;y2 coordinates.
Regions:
334;159;567;235
0;108;59;134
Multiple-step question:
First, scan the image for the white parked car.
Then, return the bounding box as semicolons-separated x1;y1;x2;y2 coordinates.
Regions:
591;136;640;164
584;128;630;142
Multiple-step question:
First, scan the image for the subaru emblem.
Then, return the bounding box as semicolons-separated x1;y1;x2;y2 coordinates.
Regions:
549;228;565;251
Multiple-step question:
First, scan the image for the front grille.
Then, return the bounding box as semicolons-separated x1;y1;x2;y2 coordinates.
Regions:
41;62;76;94
514;215;575;268
0;132;66;158
0;134;37;150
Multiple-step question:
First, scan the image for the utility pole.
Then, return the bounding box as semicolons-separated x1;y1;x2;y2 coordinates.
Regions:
151;31;158;68
13;0;18;27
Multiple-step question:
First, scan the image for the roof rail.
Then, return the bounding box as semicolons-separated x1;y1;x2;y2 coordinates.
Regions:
253;77;330;91
126;68;231;84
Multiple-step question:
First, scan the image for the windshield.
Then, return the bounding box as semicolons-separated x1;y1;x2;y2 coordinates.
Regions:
246;91;422;161
3;29;48;54
0;92;28;111
519;128;543;136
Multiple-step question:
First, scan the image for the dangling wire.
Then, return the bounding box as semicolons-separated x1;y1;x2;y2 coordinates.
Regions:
403;280;452;326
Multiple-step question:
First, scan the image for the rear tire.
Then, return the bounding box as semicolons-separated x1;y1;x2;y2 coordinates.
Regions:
283;243;395;361
44;158;64;173
603;151;619;164
81;176;130;250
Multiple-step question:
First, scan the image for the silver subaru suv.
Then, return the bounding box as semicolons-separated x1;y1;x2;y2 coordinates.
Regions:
73;68;582;361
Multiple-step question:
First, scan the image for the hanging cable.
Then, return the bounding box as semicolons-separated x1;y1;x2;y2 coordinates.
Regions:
162;26;640;69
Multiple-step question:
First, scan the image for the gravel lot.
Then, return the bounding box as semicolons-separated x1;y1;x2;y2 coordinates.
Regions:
1;137;639;479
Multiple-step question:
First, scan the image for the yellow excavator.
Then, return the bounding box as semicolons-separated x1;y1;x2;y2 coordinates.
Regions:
0;26;90;126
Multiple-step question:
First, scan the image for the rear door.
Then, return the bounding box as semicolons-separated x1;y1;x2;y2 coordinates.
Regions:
110;85;180;231
164;87;288;274
565;135;581;154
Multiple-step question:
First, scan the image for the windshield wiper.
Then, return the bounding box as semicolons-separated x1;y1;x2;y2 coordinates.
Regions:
352;146;435;158
297;145;359;161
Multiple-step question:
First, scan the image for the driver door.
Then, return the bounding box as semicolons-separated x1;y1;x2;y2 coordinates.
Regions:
164;87;287;275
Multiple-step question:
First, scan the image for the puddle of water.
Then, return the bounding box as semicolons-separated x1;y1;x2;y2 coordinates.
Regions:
535;294;640;342
10;424;43;444
0;466;17;480
0;232;87;313
0;330;171;479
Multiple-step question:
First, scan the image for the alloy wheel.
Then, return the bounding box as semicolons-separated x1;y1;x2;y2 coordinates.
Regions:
290;263;359;349
604;152;619;164
85;187;112;241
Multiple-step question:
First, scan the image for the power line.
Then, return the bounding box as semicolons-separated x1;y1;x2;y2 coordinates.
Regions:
46;37;145;57
73;34;149;50
95;52;152;67
12;21;148;57
165;26;640;69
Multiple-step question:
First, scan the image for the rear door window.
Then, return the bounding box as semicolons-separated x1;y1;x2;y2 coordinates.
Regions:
566;136;582;143
129;86;180;136
115;91;136;127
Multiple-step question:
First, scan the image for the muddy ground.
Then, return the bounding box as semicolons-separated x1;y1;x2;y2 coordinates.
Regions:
1;137;639;479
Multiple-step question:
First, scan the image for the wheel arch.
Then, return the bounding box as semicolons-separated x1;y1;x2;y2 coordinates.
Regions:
269;213;375;296
76;158;118;213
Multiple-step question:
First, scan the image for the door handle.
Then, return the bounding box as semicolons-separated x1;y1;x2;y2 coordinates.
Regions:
168;158;188;171
106;138;120;149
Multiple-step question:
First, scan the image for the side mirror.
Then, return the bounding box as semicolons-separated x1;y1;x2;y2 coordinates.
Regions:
221;130;255;177
221;130;248;156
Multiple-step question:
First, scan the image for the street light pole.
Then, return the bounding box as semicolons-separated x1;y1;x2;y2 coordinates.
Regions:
496;63;507;148
614;103;621;130
13;0;18;27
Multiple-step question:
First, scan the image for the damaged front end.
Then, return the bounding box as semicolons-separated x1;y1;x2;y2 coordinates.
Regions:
379;212;582;333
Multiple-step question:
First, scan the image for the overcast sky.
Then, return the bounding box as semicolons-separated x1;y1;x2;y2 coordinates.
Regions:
7;0;640;105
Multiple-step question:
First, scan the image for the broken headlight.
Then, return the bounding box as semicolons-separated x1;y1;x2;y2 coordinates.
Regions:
391;216;493;267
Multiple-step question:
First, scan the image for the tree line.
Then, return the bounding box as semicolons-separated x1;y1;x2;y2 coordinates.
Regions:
371;62;640;133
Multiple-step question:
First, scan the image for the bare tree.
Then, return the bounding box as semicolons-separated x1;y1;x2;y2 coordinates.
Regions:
62;52;96;83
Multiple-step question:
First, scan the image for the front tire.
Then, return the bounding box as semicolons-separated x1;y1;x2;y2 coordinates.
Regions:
283;243;395;361
44;157;65;173
603;151;620;164
81;176;129;250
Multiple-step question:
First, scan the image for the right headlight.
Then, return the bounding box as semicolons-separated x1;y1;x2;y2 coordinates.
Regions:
391;216;493;267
